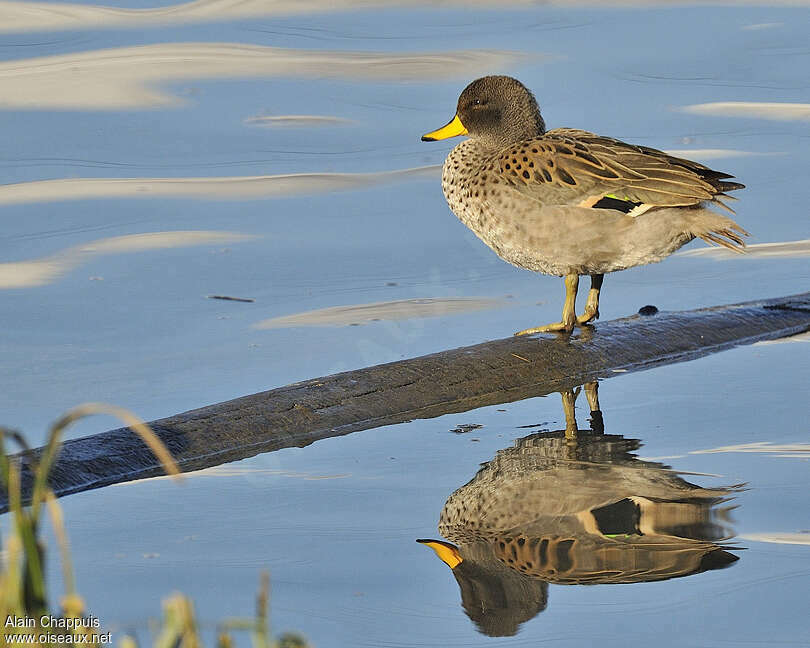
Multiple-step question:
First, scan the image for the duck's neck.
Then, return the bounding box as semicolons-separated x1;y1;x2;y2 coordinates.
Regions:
512;91;546;139
476;101;546;152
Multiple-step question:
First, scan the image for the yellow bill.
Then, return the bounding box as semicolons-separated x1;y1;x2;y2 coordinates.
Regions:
416;538;463;568
421;114;468;142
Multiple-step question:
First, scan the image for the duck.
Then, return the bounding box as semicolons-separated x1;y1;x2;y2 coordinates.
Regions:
422;76;749;334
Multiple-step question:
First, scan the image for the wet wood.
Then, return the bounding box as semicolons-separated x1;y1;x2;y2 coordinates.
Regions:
3;291;810;512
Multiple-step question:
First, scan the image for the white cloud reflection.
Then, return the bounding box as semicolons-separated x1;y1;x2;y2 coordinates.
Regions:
678;239;810;260
0;0;379;33
243;114;354;128
0;166;441;205
113;465;352;484
740;22;783;30
253;297;505;329
690;442;810;456
0;230;255;289
741;533;810;545
1;0;808;34
0;42;528;110
680;102;810;122
663;149;779;160
754;330;810;346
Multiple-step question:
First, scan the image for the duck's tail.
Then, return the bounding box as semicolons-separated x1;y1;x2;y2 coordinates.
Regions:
689;209;750;253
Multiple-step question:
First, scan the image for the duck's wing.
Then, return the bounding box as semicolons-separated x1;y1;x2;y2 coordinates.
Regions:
495;128;744;217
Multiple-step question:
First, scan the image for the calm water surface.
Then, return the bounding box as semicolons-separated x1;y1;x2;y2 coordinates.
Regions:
1;1;808;645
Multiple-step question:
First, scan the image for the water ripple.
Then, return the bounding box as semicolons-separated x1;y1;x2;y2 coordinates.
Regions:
0;166;441;205
0;42;530;109
253;297;506;329
0;230;255;288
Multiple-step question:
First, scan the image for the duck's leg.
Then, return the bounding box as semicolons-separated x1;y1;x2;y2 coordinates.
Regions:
584;381;604;434
515;273;579;335
576;274;603;326
561;387;579;439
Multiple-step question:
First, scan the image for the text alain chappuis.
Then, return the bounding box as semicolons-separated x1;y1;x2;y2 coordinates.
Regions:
4;615;111;643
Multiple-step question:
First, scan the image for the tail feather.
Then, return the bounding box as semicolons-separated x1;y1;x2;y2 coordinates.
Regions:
715;192;739;202
691;211;749;253
717;180;745;193
713;198;737;215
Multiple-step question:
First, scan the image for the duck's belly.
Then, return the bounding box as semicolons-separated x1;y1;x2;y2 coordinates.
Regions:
442;163;692;277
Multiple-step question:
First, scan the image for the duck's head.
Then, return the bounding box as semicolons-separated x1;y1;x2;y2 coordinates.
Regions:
422;76;546;150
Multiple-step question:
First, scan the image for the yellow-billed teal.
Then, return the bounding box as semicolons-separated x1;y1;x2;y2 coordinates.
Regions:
422;76;749;334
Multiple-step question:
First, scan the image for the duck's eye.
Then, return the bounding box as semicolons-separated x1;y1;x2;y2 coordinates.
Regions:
473;99;483;106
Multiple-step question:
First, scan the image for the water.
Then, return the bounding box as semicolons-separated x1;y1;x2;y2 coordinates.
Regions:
1;1;809;645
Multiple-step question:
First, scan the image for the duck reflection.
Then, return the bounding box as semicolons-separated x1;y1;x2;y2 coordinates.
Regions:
418;382;739;637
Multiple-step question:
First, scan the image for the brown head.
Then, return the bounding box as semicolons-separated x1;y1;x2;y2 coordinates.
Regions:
422;76;546;150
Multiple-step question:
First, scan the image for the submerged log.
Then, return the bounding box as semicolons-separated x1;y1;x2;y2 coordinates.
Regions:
2;291;810;512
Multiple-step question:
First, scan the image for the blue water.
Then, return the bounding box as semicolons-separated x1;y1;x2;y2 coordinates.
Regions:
1;2;809;645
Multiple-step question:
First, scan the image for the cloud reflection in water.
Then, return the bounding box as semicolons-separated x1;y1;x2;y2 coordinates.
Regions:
0;231;255;288
0;166;441;205
0;43;529;110
254;297;506;329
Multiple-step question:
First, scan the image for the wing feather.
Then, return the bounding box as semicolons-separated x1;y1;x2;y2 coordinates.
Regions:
496;128;744;213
